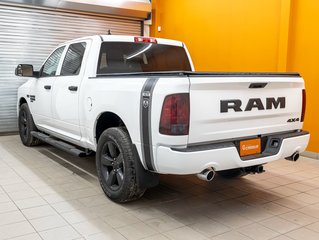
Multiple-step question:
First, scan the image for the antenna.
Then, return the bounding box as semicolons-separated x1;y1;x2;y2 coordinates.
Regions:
107;30;112;35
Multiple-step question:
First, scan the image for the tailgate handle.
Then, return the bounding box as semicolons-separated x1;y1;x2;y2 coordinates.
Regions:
249;83;268;88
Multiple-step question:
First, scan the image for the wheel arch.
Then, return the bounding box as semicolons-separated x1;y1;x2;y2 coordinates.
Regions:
95;111;128;144
19;97;27;108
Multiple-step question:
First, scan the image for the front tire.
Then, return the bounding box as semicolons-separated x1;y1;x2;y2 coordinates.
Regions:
18;103;41;146
96;127;145;203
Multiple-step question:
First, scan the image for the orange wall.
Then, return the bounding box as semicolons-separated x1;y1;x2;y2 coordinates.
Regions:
151;0;282;71
151;0;318;153
287;0;319;152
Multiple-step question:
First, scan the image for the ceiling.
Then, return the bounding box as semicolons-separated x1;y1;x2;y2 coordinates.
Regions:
0;0;152;19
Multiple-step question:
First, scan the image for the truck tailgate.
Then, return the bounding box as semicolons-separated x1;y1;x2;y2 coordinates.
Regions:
188;74;304;144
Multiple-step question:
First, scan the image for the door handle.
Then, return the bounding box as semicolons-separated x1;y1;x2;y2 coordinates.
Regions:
44;85;51;90
68;86;78;91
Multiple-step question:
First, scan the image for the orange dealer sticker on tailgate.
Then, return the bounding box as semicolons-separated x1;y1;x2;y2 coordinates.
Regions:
240;138;261;157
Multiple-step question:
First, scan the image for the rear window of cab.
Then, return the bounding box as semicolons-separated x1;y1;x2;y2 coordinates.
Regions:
97;42;191;74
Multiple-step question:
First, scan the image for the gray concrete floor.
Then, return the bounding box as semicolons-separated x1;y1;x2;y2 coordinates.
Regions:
1;135;319;240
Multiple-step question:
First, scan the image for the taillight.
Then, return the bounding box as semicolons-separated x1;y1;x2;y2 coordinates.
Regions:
159;93;190;135
134;37;157;43
301;89;306;122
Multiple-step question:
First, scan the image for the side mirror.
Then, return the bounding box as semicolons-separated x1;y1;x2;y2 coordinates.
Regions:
15;64;35;77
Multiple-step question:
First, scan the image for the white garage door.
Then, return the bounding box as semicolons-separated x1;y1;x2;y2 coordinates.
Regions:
0;4;142;132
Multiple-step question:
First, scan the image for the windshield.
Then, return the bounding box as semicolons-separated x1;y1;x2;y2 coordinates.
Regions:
97;42;192;74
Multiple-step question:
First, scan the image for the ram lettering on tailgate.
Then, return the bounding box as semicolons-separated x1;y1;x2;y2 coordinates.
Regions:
220;97;286;113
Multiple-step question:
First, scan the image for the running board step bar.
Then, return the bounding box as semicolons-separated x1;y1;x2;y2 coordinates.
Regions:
31;131;87;157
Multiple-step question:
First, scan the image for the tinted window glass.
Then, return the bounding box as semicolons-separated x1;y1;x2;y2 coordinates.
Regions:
61;42;86;76
97;42;191;74
41;46;65;77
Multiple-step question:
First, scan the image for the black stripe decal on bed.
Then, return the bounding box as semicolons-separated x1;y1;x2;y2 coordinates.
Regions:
140;77;159;171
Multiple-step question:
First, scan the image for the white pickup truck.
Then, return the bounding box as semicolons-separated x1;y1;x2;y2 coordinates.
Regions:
16;35;310;202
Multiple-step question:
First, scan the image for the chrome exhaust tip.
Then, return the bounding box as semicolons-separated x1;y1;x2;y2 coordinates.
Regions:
197;168;215;182
285;152;300;161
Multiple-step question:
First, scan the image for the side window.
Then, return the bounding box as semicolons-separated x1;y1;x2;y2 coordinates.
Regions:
61;42;86;76
41;46;65;77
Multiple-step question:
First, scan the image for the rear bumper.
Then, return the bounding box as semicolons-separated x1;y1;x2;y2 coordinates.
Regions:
155;130;310;174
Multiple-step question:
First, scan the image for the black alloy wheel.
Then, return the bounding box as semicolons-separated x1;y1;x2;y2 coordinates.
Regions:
19;109;28;140
100;141;125;191
18;103;41;146
96;127;146;202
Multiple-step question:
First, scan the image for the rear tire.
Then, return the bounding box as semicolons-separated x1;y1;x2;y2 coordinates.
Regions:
218;168;247;178
96;127;146;203
18;103;41;146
